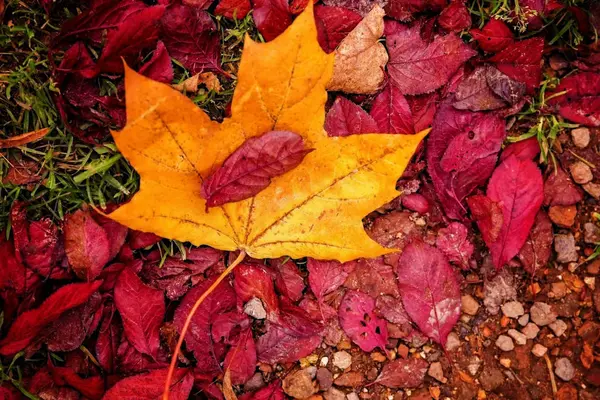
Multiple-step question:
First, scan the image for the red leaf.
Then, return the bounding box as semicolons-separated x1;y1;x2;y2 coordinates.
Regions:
234;263;279;315
0;238;40;296
92;209;128;262
385;0;447;22
224;328;257;385
339;290;388;352
138;41;173;84
314;5;362;54
49;364;105;400
370;82;415;134
548;72;600;127
202;131;312;207
129;230;161;249
344;257;400;298
307;258;349;300
401;193;430;214
0;281;102;355
396;241;461;346
453;66;509;111
438;0;471;32
273;297;323;337
483;156;544;269
215;0;251;19
272;258;305;302
114;268;165;359
257;324;321;364
436;222;474;269
325;97;379;136
323;0;387;16
160;4;223;74
500;137;540;162
375;357;429;388
239;380;284;400
2;159;44;186
543;166;584;206
488;38;544;94
407;92;439;132
426;102;506;219
64;209;111;280
103;368;193;400
469;18;514;53
387;23;476;95
96;304;122;373
211;311;250;344
252;0;293;42
466;194;504;244
518;210;553;275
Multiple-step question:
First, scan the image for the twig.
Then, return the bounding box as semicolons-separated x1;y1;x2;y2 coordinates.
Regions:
543;354;558;399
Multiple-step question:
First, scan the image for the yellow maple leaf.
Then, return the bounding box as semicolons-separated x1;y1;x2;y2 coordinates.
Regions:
108;3;427;263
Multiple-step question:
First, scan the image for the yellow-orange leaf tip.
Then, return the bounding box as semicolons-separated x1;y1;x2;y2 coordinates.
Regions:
108;2;429;263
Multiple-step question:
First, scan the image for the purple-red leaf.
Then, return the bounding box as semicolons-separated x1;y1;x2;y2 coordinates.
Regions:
500;137;540;162
375;357;429;388
314;5;362;54
257;324;321;364
387;23;476;95
470;18;514;53
370;82;415;134
0;281;102;355
0;237;40;295
438;0;471;32
547;72;600;126
344;257;400;298
385;0;447;21
202;131;312;207
488;38;544;94
103;368;193;400
234;263;279;315
467;194;504;244
215;0;252;19
252;0;293;42
543;166;584;206
436;222;474;269
114;268;165;359
338;290;388;352
325;97;379;136
138;41;173;84
396;241;461;346
307;258;349;300
453;66;509;111
223;328;257;385
483;156;544;269
518;210;553;275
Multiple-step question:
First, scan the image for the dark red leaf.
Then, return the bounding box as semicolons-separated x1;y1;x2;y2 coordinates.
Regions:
375;357;429;388
64;209;111;280
128;230;161;249
273;297;323;337
0;237;40;295
396;241;461;346
407;92;439;132
466;194;504;244
161;4;223;74
385;0;447;22
543;165;584;206
49;364;105;400
426;102;506;219
338;290;388;352
215;0;251;19
223;328;257;385
96;304;122;373
272;258;305;302
202;131;312;207
307;258;349;300
344;257;400;298
500;137;540;162
314;5;362;54
438;0;471;32
103;368;193;400
547;72;600;126
325;97;379;136
252;0;293;42
212;311;250;344
387;23;476;95
239;380;284;400
370;82;415;134
485;65;526;105
488;38;544;94
401;193;430;214
0;281;102;355
323;0;387;16
436;222;474;269
483;156;544;269
257;324;321;364
116;339;167;374
518;210;553;275
92;210;128;262
138;41;173;84
234;263;279;315
469;18;514;53
453;66;509;111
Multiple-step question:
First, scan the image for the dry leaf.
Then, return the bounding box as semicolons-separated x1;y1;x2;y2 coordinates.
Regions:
199;72;222;92
173;74;200;93
108;2;426;262
0;128;50;149
327;5;388;94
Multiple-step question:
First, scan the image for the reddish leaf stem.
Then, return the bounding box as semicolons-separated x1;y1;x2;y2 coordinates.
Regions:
163;250;246;400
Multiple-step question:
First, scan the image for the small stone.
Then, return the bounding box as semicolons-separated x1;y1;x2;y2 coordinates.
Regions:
550;282;568;299
283;369;318;399
530;302;558;326
571;127;591;148
518;314;529;326
445;332;460;351
522;323;540;339
585;277;595;290
501;301;525;318
583;182;600;199
587;260;600;275
507;329;527;345
467;357;482;375
244;297;267;319
324;388;345;400
499;358;511;368
555;358;575;381
334;371;365;387
346;393;360;400
320;357;329;367
495;335;514;351
584;223;600;244
332;351;352;370
317;368;333;391
428;362;446;383
548;205;577;227
531;344;547;357
370;352;386;362
461;295;480;316
570;161;593;184
549;319;568;337
554;234;578;263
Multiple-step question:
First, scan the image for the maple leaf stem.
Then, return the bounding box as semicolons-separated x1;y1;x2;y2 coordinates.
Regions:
163;250;247;400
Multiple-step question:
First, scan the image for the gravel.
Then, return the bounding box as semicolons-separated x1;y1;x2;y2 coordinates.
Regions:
332;351;352;370
570;161;593;184
244;297;267;319
554;234;579;263
518;314;529;326
531;344;547;357
555;358;575;381
461;294;480;316
522;323;540;339
530;302;558;326
502;301;525;318
507;329;527;345
571;127;591;148
549;319;568;337
495;335;514;351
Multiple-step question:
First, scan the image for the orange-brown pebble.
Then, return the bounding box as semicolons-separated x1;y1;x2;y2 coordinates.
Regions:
397;344;409;359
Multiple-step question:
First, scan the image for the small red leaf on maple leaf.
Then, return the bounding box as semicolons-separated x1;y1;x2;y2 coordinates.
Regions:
500;137;540;162
375;357;429;388
202;131;313;208
0;281;102;355
548;72;600;126
438;0;472;32
103;368;193;400
470;18;514;53
114;268;165;359
271;258;305;302
307;258;349;300
138;41;173;84
543;165;584;206
314;5;362;54
325;97;379;136
339;290;388;352
396;241;461;346
234;263;279;315
224;328;257;385
489;38;544;94
370;82;415;134
387;23;476;95
518;210;553;275
436;222;474;269
215;0;252;19
252;0;293;41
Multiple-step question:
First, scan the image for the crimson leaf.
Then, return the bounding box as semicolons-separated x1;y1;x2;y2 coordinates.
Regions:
370;82;415;134
338;290;388;352
325;97;379;136
469;18;514;53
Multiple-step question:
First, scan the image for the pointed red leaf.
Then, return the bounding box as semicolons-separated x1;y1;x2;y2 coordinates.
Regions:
436;222;474;269
407;92;439;132
0;237;40;296
96;304;122;373
103;368;193;400
548;72;600;126
375;357;428;388
307;258;349;300
234;263;279;315
314;5;362;54
467;194;504;244
518;210;553;275
325;97;379;136
470;18;514;53
272;258;305;302
49;364;105;400
396;241;461;346
453;66;509;111
215;0;251;19
438;0;471;32
488;38;544;94
224;328;257;385
339;290;388;352
543;166;584;206
252;0;292;42
138;41;173;84
500;137;540;162
202;131;313;207
370;82;415;134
